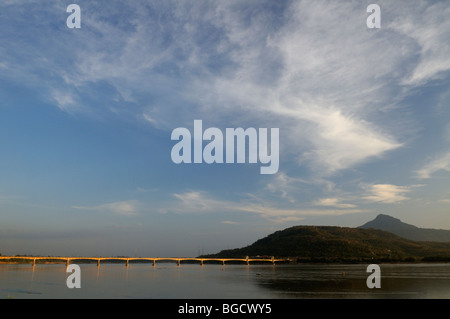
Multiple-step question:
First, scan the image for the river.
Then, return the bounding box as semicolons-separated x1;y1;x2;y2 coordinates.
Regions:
1;262;450;299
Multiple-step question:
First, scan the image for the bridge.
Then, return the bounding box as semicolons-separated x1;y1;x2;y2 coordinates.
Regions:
0;256;290;267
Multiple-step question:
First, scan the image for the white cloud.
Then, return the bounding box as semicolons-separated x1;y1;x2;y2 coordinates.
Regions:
51;90;77;112
220;220;239;225
167;190;367;223
362;184;412;204
416;151;450;179
389;1;450;86
72;200;140;216
236;203;366;223
265;172;309;203
274;103;402;173
313;197;356;209
171;191;226;214
181;1;408;174
3;1;447;177
0;0;36;6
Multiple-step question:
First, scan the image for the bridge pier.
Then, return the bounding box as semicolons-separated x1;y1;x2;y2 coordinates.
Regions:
1;256;289;268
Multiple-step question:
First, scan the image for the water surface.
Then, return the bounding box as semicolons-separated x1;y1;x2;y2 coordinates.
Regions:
1;263;449;299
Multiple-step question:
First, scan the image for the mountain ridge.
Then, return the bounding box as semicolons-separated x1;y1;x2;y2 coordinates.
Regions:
359;214;450;242
201;215;450;262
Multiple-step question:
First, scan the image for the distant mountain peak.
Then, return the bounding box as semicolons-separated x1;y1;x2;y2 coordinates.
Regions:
374;214;400;221
360;214;450;242
372;214;401;223
361;214;417;229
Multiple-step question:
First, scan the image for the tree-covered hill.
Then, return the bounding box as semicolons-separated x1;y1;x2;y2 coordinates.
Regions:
201;225;450;262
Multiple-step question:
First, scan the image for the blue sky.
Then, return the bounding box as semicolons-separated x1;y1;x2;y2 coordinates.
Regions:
0;0;449;257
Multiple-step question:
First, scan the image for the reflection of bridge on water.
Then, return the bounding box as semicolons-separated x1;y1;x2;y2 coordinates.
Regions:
0;256;291;267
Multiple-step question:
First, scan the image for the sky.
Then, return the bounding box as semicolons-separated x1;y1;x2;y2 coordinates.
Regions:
0;0;449;257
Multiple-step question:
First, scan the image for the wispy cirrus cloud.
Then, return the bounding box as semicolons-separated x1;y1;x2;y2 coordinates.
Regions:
264;172;309;203
72;200;140;216
313;197;357;209
50;89;78;113
165;190;367;223
2;1;448;177
1;1;449;229
361;184;415;204
389;1;450;86
176;1;421;174
415;151;450;179
272;103;402;174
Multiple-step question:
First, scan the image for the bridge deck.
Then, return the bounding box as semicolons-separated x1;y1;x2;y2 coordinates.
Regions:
0;256;290;266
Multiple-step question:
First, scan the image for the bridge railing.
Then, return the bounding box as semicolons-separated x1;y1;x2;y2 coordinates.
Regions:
0;256;291;267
